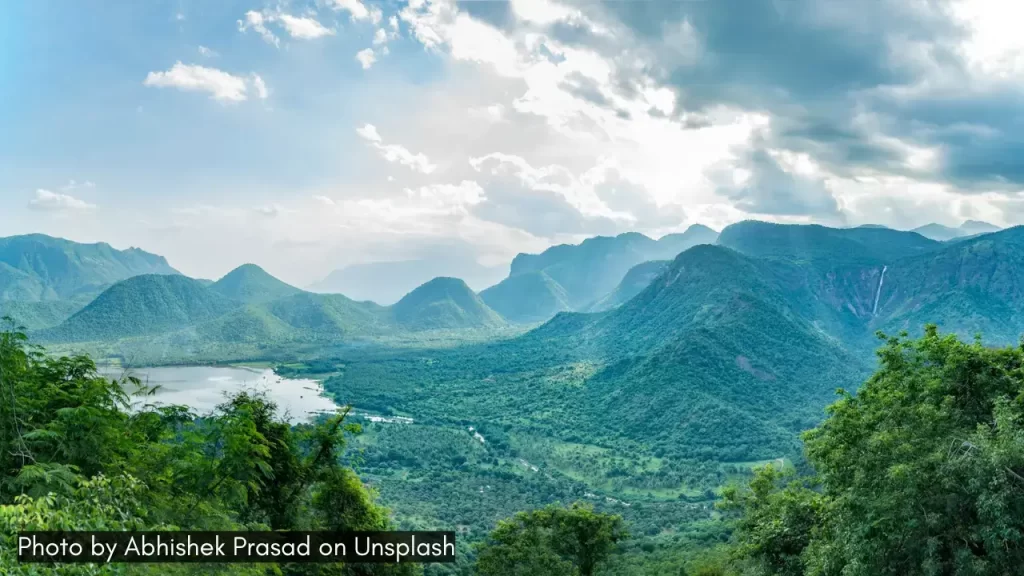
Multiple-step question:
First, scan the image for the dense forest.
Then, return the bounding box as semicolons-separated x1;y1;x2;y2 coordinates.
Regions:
4;323;1024;574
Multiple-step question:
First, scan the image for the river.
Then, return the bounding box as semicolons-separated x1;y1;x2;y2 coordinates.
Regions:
100;365;341;423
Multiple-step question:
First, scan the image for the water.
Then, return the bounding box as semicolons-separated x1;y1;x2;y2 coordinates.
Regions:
100;365;341;423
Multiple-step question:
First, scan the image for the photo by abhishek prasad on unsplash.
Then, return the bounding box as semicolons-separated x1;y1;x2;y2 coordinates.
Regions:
5;0;1024;574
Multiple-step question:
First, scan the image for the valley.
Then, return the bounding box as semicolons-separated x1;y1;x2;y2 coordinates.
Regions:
3;219;1024;574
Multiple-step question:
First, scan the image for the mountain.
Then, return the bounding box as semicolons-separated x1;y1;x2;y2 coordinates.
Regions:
507;225;719;309
346;244;865;469
586;260;669;312
310;259;506;305
391;277;505;331
40;274;240;342
718;220;940;265
0;234;179;302
479;271;572;324
871;226;1024;343
193;292;390;345
653;224;721;255
912;220;1001;241
208;264;303;304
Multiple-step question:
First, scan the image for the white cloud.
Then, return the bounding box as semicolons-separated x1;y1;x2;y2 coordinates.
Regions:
330;0;381;23
239;11;333;43
28;189;96;212
357;124;437;173
356;48;377;69
143;62;255;102
389;15;399;31
276;13;335;39
373;28;388;46
312;195;336;206
251;74;269;99
238;11;280;47
406;181;486;212
198;45;217;58
356;123;382;142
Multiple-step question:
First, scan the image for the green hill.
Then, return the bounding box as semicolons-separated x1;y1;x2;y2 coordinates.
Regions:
192;292;389;345
479;271;571;323
39;274;240;342
208;263;303;304
586;260;668;312
0;234;179;302
391;277;505;331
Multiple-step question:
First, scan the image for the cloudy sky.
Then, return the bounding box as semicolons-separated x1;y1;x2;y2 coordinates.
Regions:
3;0;1024;286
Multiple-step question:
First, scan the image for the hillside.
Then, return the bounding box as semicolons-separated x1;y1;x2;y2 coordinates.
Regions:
0;300;85;331
337;245;865;471
0;234;179;302
872;226;1024;343
586;260;668;312
505;224;719;310
479;271;572;323
718;220;940;264
391;277;505;331
39;274;240;342
208;264;303;304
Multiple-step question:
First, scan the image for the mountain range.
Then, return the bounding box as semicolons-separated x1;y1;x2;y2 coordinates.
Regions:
5;220;1019;362
0;234;178;302
333;220;1024;470
910;219;1001;241
482;224;720;322
5;221;1024;468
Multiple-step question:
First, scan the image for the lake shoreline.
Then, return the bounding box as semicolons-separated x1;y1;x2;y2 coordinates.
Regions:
99;365;341;423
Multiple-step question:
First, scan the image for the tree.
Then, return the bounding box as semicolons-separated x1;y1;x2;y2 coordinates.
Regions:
727;326;1024;575
476;503;628;576
0;325;421;575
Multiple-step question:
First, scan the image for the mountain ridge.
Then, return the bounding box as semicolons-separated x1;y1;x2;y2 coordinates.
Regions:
0;234;179;302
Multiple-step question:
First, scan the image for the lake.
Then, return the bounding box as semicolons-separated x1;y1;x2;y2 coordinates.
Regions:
100;365;341;423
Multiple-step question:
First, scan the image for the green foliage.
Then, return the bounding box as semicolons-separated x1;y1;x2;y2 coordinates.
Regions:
0;300;85;331
725;327;1024;575
476;503;627;576
0;326;417;575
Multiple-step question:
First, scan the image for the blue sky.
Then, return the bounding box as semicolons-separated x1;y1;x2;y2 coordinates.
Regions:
4;0;1024;286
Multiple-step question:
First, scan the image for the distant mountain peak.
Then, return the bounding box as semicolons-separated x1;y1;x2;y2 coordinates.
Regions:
209;263;302;304
391;276;504;331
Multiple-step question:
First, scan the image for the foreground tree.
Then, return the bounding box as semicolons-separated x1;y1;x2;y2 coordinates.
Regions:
0;323;419;575
476;502;627;576
726;326;1024;575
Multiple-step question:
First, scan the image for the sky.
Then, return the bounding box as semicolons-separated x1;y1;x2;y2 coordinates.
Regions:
3;0;1024;287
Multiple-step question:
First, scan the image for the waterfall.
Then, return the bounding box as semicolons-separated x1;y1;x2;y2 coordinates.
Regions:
872;265;888;316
